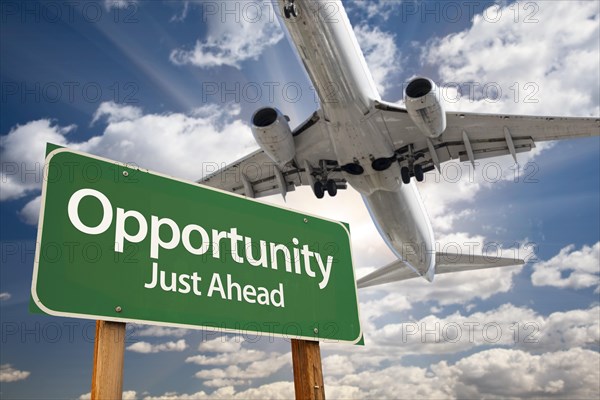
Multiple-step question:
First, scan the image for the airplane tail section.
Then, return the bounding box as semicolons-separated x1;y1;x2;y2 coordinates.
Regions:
357;252;523;289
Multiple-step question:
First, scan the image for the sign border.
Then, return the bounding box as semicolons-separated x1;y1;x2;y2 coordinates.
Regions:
31;147;363;344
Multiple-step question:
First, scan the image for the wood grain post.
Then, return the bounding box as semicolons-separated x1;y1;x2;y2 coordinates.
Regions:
91;321;126;400
291;339;325;400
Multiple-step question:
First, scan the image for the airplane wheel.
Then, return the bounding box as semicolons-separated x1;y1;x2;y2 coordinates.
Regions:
290;4;298;17
414;164;424;182
401;167;411;184
314;181;325;199
284;6;290;18
326;180;337;197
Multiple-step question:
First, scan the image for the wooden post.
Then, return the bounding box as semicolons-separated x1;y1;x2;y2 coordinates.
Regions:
91;321;126;400
291;339;325;400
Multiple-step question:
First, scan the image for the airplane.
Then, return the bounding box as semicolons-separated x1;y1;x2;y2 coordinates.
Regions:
200;0;600;288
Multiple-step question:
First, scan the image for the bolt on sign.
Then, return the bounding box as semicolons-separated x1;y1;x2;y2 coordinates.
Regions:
31;145;362;344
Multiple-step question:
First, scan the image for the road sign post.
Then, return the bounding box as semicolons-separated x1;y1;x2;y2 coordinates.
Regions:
292;339;325;400
91;321;126;400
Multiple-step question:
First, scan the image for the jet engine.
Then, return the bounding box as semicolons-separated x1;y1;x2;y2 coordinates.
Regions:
404;77;447;138
251;107;296;166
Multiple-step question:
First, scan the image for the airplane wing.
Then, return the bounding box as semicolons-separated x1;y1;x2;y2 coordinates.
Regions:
357;252;524;289
199;111;346;197
372;101;600;173
200;102;598;196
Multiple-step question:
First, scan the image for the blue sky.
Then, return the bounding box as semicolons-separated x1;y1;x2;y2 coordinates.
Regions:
1;0;599;398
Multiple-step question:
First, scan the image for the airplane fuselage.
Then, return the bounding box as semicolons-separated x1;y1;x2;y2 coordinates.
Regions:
279;0;436;279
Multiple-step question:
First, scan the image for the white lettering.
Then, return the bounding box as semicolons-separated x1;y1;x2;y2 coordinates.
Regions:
114;208;147;253
67;188;112;235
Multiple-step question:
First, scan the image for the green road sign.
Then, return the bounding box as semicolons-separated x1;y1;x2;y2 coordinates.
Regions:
31;146;362;344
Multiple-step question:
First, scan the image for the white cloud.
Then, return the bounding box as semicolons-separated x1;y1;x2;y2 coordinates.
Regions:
0;292;11;301
132;325;190;338
137;346;600;399
80;345;600;399
0;102;257;224
197;337;245;353
186;349;266;366
423;1;600;116
370;304;599;355
445;347;599;399
347;0;400;21
103;0;137;11
532;242;600;291
0;120;73;201
194;352;291;384
0;364;30;382
170;1;283;69
18;195;41;225
91;101;143;125
126;339;188;353
143;382;294;400
354;24;401;95
322;354;356;376
328;347;599;399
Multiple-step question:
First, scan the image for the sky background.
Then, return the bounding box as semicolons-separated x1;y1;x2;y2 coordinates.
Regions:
1;0;599;398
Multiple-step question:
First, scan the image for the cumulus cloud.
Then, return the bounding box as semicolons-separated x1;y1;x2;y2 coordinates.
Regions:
370;304;599;355
132;325;190;338
91;101;143;125
142;382;294;400
18;195;42;225
132;347;600;399
423;1;600;116
0;120;72;201
170;1;283;69
194;352;291;388
328;347;599;399
444;347;599;399
0;364;30;382
0;102;257;224
126;339;188;354
322;354;356;376
532;242;600;291
354;24;401;95
197;337;245;353
186;349;266;366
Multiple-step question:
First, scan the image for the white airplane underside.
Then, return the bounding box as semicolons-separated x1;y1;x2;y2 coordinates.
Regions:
200;0;600;287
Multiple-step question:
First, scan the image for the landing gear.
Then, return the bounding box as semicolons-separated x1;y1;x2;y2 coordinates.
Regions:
414;164;424;182
401;166;411;184
283;1;297;18
326;180;337;197
400;164;424;184
313;181;325;199
313;180;337;199
396;144;426;184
